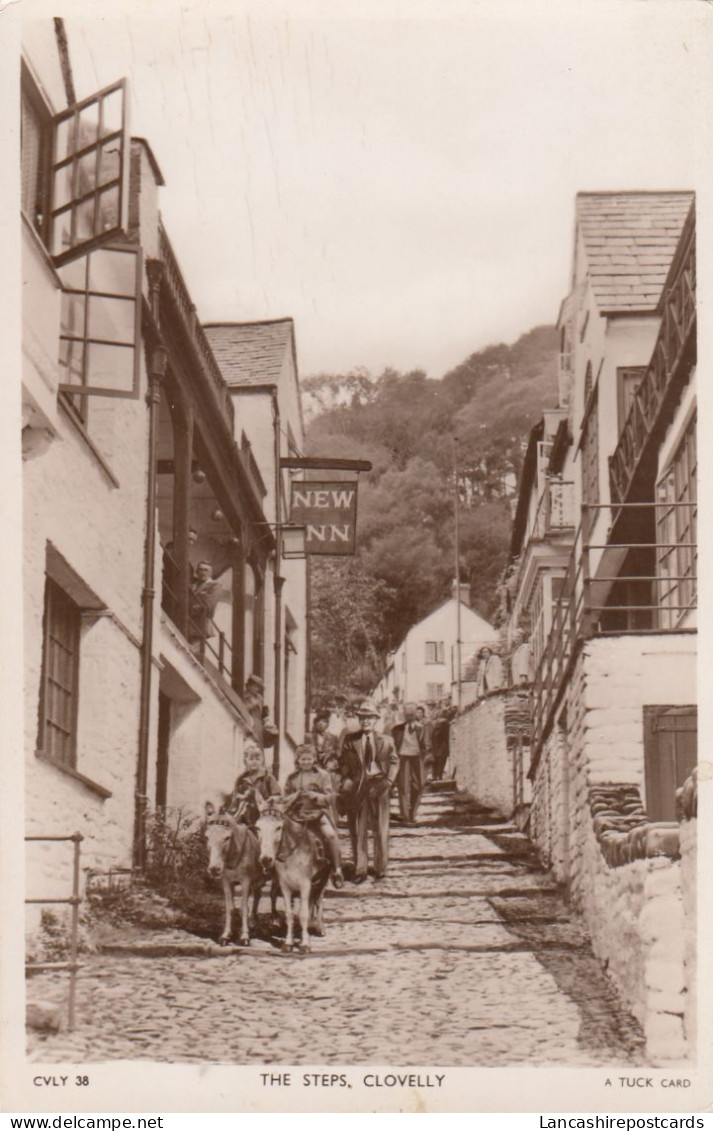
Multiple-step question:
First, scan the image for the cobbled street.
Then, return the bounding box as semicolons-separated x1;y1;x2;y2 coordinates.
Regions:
28;785;645;1066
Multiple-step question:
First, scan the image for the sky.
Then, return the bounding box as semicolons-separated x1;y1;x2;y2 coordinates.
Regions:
36;1;712;377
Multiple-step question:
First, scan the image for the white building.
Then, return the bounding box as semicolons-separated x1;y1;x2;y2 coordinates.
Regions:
510;191;696;1059
204;320;309;767
21;22;308;911
373;583;495;706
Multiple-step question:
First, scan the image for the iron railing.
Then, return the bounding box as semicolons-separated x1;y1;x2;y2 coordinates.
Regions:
25;833;83;1030
610;206;696;505
530;501;697;759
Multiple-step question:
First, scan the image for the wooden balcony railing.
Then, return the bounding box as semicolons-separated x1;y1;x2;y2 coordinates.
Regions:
158;221;235;432
610;205;696;505
530;478;575;541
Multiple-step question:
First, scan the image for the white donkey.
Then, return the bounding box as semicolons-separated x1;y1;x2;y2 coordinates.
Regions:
253;794;330;953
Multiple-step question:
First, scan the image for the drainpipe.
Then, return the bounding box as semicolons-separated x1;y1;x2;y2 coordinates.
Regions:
134;259;167;869
271;387;283;780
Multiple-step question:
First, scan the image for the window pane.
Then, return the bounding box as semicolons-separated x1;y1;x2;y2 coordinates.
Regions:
51;208;73;257
88;294;134;344
86;342;134;391
97;186;119;234
54;114;78;163
100;89;123;137
76;149;99;198
75;197;96;243
77;101;99;148
59;339;85;386
60;293;85;337
98;141;121;187
89;248;136;296
59;255;88;292
53;161;74;211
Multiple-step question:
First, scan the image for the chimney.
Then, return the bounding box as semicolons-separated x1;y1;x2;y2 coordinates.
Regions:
452;580;470;607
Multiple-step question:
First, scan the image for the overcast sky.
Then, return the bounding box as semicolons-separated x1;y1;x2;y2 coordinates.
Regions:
56;0;708;378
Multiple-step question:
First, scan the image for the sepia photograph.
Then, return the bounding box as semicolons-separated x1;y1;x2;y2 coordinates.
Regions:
2;0;711;1116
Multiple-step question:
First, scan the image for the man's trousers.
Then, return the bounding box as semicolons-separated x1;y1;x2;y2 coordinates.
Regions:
397;754;425;822
347;776;392;878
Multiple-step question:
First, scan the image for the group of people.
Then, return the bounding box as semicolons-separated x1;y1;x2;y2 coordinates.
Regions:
223;694;454;889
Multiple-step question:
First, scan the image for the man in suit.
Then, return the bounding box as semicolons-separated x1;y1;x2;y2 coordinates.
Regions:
392;702;428;823
338;698;399;883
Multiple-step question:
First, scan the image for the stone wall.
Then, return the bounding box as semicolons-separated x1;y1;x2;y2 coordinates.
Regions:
528;635;697;1060
450;691;513;815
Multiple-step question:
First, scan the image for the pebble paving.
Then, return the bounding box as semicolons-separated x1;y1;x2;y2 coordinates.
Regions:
27;784;645;1065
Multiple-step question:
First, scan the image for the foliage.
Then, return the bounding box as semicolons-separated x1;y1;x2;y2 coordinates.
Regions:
303;324;559;699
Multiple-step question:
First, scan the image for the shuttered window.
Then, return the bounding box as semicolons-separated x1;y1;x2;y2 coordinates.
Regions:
425;641;445;664
644;705;697;822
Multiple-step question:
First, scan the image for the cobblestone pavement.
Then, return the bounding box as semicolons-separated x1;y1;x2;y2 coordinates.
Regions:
28;785;645;1065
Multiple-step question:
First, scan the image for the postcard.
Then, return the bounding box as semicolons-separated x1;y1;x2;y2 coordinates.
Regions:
1;0;711;1116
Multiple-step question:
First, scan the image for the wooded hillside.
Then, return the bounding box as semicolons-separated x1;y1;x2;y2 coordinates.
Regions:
304;324;559;701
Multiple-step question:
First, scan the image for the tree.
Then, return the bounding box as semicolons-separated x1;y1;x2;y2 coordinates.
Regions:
301;323;559;696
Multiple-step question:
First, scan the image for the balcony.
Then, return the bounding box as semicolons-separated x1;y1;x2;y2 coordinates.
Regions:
158;222;235;434
161;547;235;685
609;206;696;506
531;502;697;761
529;477;575;542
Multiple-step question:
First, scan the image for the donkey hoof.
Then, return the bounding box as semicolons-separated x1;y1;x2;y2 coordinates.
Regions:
281;941;294;953
238;937;251;947
297;942;311;954
219;937;232;947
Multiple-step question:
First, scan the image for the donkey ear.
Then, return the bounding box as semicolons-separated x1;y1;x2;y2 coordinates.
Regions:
205;801;216;818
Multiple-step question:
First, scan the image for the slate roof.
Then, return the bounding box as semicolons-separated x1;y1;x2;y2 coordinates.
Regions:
576;191;694;313
203;320;293;387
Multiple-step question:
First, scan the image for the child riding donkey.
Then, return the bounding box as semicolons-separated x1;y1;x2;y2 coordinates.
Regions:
281;743;345;889
228;742;281;825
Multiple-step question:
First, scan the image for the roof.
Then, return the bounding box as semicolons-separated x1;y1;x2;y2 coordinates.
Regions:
576;191;694;313
203;320;294;387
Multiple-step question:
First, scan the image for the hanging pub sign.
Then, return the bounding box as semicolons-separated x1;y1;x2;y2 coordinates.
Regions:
289;480;358;555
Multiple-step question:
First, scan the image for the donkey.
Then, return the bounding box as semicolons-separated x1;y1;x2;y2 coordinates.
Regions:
204;802;274;946
254;793;331;953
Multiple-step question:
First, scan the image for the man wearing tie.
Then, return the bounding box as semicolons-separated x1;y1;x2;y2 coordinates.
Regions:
338;698;399;883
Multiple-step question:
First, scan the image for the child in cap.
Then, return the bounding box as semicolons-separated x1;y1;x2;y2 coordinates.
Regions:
282;744;344;888
229;742;281;827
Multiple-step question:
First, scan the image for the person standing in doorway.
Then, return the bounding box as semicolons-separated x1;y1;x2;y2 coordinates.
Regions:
338;698;398;883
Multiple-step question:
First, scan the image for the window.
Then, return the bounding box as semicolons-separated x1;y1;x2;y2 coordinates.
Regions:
37;577;81;767
617;366;646;433
581;385;599;506
21;66;129;262
58;245;142;421
425;641;445;664
50;80;129;263
656;414;697;627
21;65;51;238
644;706;696;822
427;683;444;700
